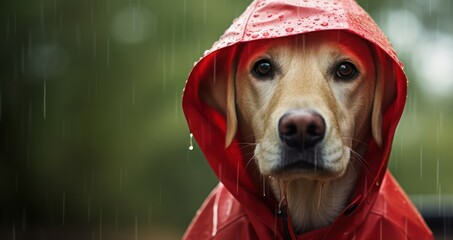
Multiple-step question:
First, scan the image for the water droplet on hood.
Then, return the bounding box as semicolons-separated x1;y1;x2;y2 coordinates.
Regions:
321;22;328;27
285;27;294;33
251;33;259;38
253;14;260;18
278;15;284;19
263;32;269;37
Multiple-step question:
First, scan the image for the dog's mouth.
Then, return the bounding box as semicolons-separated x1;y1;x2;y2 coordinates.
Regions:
278;159;318;171
267;146;344;180
272;147;325;175
270;156;340;180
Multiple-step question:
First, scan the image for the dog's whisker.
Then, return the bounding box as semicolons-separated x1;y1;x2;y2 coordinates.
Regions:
348;147;373;178
341;136;369;147
348;148;369;167
234;142;258;146
241;154;257;177
317;182;324;210
232;142;258;151
349;159;360;178
278;179;288;211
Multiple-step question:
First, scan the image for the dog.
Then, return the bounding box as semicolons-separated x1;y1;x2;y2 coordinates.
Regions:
184;1;432;239
205;31;393;234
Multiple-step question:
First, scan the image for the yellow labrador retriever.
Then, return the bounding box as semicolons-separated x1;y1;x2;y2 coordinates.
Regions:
212;31;389;234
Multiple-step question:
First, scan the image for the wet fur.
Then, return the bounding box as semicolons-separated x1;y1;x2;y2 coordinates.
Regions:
201;31;384;234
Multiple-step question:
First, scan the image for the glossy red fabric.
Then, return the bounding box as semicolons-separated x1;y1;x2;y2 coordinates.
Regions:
182;0;433;239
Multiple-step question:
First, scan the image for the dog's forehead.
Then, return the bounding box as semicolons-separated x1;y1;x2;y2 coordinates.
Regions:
240;31;372;64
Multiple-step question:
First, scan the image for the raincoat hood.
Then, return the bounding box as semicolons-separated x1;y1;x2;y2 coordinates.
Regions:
182;0;432;239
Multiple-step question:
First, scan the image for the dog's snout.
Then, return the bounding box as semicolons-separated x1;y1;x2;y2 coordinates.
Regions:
278;110;326;149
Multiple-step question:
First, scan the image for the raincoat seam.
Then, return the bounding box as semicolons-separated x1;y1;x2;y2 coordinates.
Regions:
212;213;248;237
367;211;417;238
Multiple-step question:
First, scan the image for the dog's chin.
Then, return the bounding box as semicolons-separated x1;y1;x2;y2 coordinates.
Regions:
270;166;345;182
264;155;349;181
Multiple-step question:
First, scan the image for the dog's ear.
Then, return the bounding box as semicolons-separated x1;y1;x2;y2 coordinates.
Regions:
371;47;397;147
199;46;240;148
224;64;238;148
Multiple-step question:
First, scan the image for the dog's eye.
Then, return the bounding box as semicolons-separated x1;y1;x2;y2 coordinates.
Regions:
336;62;357;80
252;59;274;79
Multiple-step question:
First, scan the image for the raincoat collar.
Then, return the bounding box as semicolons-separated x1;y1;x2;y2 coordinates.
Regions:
183;0;412;238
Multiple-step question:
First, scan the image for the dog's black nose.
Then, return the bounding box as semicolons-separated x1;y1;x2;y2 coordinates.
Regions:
278;110;325;149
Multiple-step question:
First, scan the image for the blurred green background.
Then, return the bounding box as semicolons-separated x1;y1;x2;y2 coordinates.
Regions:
0;0;452;239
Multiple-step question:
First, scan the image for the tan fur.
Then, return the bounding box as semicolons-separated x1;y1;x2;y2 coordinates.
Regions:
202;32;385;234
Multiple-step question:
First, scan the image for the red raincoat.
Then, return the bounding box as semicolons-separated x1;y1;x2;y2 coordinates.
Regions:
182;0;433;239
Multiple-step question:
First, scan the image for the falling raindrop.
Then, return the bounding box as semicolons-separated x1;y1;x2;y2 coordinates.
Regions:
159;184;162;206
21;46;25;75
132;81;135;105
148;203;152;224
59;11;62;32
106;35;110;68
43;80;46;119
188;133;194;150
0;91;2;123
115;205;118;231
99;208;103;240
438;183;442;216
40;2;45;29
135;215;138;240
203;0;207;25
12;222;15;240
6;17;9;41
62;192;66;225
120;167;123;191
87;195;91;222
436;157;440;191
162;47;167;91
419;145;423;179
92;32;97;61
439;111;443;133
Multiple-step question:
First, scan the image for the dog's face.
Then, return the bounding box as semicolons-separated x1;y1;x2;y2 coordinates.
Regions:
233;32;380;181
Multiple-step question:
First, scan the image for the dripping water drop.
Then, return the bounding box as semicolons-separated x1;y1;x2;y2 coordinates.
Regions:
188;133;194;151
